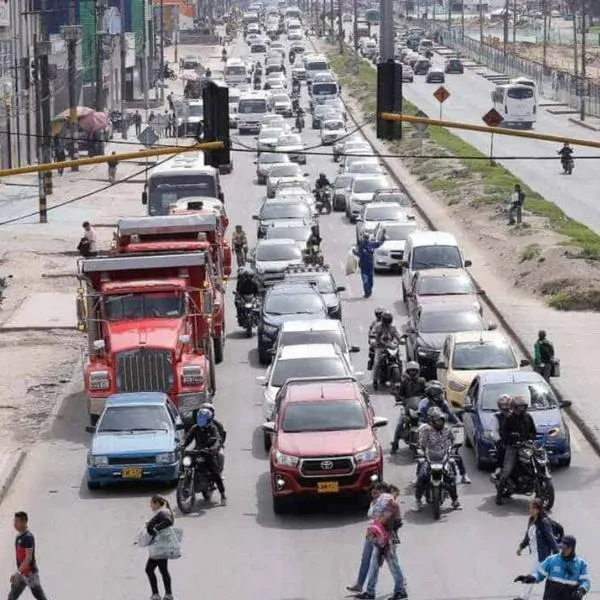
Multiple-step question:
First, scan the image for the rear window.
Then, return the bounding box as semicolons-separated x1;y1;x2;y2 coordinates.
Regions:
507;87;534;100
312;83;338;96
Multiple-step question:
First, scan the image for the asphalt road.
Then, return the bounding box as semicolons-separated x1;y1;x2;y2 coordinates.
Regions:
344;24;600;234
0;34;599;600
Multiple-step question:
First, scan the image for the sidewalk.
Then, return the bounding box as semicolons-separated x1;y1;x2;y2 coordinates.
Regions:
311;36;600;453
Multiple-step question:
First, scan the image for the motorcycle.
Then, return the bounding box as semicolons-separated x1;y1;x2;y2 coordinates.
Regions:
561;155;574;175
314;186;333;214
163;66;177;81
492;438;555;510
372;339;403;391
234;244;247;268
295;115;305;133
176;449;222;513
0;274;12;306
394;396;422;453
291;96;300;114
238;294;260;337
303;244;324;266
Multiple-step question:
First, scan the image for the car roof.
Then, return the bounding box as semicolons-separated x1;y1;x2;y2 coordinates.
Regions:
257;238;299;247
280;318;344;333
477;370;546;386
106;392;168;407
420;303;481;315
283;380;363;404
450;330;509;345
408;230;458;246
278;343;342;359
365;202;407;211
416;268;470;279
268;282;318;295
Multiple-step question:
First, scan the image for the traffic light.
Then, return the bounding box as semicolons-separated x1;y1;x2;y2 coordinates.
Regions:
202;80;231;172
376;60;403;140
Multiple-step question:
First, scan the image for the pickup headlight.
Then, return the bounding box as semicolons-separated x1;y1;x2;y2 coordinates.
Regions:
355;445;378;464
89;370;110;391
156;452;176;464
88;455;108;467
182;365;204;386
262;323;278;334
182;455;193;467
274;450;299;467
448;380;467;393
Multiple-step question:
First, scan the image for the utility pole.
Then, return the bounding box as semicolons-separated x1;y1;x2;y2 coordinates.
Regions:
337;0;343;54
120;0;128;138
542;0;548;70
447;0;452;34
62;0;81;171
353;0;358;51
38;0;52;205
461;0;465;41
159;0;165;103
174;7;179;65
329;0;334;38
503;0;509;56
142;0;149;116
479;1;484;49
580;0;586;121
380;0;394;61
95;0;107;112
572;9;578;85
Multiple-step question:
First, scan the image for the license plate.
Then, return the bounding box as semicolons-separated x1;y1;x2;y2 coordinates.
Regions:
122;468;142;479
317;481;339;493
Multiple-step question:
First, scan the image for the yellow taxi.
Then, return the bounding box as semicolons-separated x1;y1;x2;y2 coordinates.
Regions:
436;330;530;407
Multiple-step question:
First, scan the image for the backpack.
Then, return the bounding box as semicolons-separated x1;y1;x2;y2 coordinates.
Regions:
548;518;564;543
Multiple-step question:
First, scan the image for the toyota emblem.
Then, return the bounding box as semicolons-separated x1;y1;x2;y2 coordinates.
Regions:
320;460;334;470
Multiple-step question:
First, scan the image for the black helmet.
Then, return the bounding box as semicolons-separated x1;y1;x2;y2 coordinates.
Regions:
374;307;384;320
381;311;393;326
427;406;446;430
425;380;444;402
511;395;528;414
319;172;326;178
405;360;420;377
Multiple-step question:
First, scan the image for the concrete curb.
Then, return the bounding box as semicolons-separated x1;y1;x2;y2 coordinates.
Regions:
567;117;600;132
0;451;27;506
318;38;600;458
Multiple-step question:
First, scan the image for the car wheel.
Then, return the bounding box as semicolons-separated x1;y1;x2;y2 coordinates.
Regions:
258;342;271;365
87;480;101;491
263;430;272;452
401;284;407;303
272;495;289;515
558;455;571;467
474;442;487;471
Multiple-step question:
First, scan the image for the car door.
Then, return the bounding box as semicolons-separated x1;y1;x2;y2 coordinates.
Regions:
404;312;419;361
437;336;452;385
462;378;478;444
165;400;182;444
406;272;420;318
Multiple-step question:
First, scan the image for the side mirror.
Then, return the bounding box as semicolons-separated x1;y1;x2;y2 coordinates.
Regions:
141;190;148;205
336;285;346;292
488;322;497;331
373;416;388;428
406;328;416;335
464;259;472;267
262;421;276;433
350;345;360;353
520;358;531;367
559;400;572;409
401;260;409;268
256;375;267;385
354;371;365;380
252;214;259;220
436;360;446;369
85;425;96;434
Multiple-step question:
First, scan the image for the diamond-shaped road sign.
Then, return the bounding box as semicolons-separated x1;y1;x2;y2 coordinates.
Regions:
138;126;159;148
482;108;504;128
413;109;429;132
433;86;450;104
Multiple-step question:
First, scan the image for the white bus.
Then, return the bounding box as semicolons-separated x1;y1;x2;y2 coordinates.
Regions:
143;153;223;216
237;92;270;134
491;83;536;129
224;58;249;87
285;6;301;21
304;54;330;83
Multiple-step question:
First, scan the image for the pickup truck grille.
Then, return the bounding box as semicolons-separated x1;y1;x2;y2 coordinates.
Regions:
116;348;173;393
107;456;156;466
300;456;354;476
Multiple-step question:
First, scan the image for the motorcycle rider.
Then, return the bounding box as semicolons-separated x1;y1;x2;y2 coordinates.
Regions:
390;361;427;455
221;47;227;61
515;535;590;600
180;406;227;505
496;395;537;505
292;78;300;95
418;381;471;484
231;224;248;266
414;407;461;512
314;172;331;202
557;142;574;171
235;267;260;324
195;402;226;471
492;394;512;479
295;107;305;132
305;225;322;255
367;307;385;370
372;311;403;386
107;151;118;183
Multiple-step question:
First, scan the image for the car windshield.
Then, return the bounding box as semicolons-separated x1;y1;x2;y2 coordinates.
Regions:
353;177;390;194
262;115;284;126
270;165;301;177
188;104;203;117
323;121;344;130
225;65;246;75
480;382;558;411
335;176;352;189
104;292;184;320
418;275;475;295
260;153;289;164
412;245;462;270
266;226;309;241
97;405;171;432
278;135;302;146
265;292;323;317
261;203;310;220
350;163;384;174
307;61;328;71
260;128;284;139
272;95;289;103
377;193;411;206
256;243;302;261
419;310;482;333
281;400;366;432
286;273;335;293
365;206;403;221
279;330;347;351
182;60;199;69
382;223;419;240
452;342;517;370
239;99;267;113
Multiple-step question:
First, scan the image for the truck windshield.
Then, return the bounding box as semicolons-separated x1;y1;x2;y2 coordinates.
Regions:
104;292;184;321
148;174;217;215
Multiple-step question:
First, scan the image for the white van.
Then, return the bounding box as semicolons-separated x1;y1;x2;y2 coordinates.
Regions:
238;92;270;134
225;58;249;87
491;83;536;129
401;231;471;301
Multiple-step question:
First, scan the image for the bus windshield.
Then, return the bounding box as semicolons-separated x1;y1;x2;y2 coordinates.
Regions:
148;174;217;216
239;99;267;114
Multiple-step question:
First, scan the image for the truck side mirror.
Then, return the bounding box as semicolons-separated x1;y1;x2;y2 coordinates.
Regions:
141;190;148;205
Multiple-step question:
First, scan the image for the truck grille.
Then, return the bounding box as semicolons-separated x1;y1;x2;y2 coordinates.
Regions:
115;348;173;393
300;457;354;476
107;455;156;466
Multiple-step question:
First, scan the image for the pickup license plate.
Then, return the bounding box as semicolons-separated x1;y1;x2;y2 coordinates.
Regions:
317;481;339;494
122;468;142;479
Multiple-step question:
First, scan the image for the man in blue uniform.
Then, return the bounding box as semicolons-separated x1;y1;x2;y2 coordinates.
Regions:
353;232;384;298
